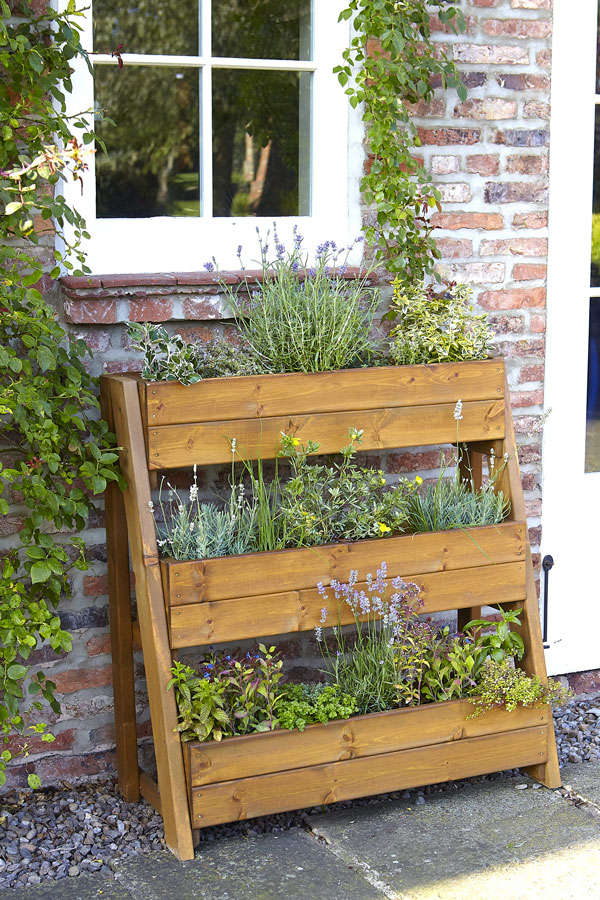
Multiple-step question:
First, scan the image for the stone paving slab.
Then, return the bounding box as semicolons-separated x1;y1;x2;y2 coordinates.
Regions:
112;828;385;900
307;773;600;900
561;761;600;806
5;874;130;900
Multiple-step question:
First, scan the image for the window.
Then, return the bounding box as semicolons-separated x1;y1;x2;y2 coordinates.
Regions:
65;1;360;273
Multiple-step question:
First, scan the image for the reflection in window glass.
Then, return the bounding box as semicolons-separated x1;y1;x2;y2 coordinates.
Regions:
586;299;600;472
93;0;199;56
95;66;200;218
212;69;310;217
591;109;600;286
212;0;311;60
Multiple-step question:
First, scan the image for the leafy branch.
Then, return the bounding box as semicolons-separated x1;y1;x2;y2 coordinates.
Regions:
336;0;466;282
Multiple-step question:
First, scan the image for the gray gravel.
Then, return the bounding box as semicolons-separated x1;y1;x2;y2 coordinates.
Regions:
1;693;598;891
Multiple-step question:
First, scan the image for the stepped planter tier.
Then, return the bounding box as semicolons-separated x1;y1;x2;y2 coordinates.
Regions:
101;358;561;861
185;701;549;828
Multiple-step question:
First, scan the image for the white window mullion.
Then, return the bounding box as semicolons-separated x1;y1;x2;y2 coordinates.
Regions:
201;0;213;218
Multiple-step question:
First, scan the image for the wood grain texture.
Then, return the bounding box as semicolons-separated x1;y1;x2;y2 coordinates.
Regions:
139;769;162;815
188;701;547;787
140;360;505;426
498;374;561;789
190;725;548;827
161;522;526;606
169;561;526;648
147;399;506;469
108;377;195;860
100;379;139;803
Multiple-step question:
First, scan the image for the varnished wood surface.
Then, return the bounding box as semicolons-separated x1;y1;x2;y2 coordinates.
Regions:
169;561;527;648
190;725;548;827
100;379;140;804
137;360;505;426
108;377;195;860
147;399;506;468
188;700;547;787
161;522;526;606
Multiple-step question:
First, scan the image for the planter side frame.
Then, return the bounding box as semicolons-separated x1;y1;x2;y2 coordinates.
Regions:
100;361;560;861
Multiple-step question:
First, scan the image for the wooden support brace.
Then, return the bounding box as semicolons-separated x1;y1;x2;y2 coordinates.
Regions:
100;380;139;803
107;377;195;860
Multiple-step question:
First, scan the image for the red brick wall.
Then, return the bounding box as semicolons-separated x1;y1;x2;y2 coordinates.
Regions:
2;0;562;789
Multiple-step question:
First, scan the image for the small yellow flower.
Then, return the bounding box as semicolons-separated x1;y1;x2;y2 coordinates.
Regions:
380;477;386;485
415;476;423;485
377;522;392;534
292;437;300;446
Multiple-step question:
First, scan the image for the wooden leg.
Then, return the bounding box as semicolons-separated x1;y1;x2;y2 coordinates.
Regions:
110;378;195;861
101;384;140;803
457;606;481;633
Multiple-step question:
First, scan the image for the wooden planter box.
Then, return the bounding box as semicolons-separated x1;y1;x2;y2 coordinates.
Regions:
161;524;527;647
185;701;549;828
101;358;561;861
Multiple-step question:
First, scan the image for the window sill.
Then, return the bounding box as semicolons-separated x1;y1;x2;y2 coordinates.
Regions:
60;268;380;325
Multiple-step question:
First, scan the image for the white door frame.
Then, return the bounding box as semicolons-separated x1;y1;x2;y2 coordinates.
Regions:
543;0;600;675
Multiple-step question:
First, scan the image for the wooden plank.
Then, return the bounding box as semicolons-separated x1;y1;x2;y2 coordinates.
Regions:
190;725;547;827
139;769;162;815
100;379;140;804
108;377;195;861
147;399;506;469
140;360;505;426
169;561;527;648
188;700;547;787
498;375;561;789
161;522;526;606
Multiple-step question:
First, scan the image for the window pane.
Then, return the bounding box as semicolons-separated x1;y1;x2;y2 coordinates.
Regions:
95;66;200;218
212;69;310;217
586;299;600;472
212;0;312;60
93;0;199;56
591;108;600;285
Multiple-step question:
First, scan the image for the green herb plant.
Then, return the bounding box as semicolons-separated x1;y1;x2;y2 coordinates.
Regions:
275;684;357;732
336;1;467;281
221;229;381;373
470;659;573;717
278;429;417;547
0;0;121;787
388;281;494;365
127;322;261;384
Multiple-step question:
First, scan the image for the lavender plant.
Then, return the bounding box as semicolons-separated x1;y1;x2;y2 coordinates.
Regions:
151;466;257;561
218;228;381;373
316;562;424;714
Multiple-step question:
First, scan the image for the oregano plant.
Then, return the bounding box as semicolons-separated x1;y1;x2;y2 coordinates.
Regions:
336;0;467;282
0;0;121;787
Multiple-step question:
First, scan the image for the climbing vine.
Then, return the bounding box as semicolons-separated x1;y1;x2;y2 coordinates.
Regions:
0;0;121;786
336;0;466;282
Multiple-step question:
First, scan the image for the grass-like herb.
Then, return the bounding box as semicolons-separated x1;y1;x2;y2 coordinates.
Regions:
221;229;381;374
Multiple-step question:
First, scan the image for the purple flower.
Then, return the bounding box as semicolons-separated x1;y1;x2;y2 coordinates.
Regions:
292;261;299;272
309;267;316;277
203;261;215;272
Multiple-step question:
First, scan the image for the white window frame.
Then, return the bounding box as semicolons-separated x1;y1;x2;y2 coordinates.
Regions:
62;1;363;274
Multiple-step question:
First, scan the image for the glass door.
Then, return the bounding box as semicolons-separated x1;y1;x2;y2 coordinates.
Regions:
543;0;600;675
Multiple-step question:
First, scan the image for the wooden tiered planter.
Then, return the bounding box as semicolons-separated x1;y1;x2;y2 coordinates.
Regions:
101;359;561;861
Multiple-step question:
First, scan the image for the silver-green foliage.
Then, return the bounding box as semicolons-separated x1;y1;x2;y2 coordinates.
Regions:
127;323;260;385
224;232;381;373
153;470;257;561
388;281;494;365
406;454;510;534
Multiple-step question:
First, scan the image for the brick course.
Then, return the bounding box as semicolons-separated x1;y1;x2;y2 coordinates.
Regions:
1;0;558;789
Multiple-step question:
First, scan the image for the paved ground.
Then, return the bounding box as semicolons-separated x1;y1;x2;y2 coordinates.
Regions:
5;762;600;900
